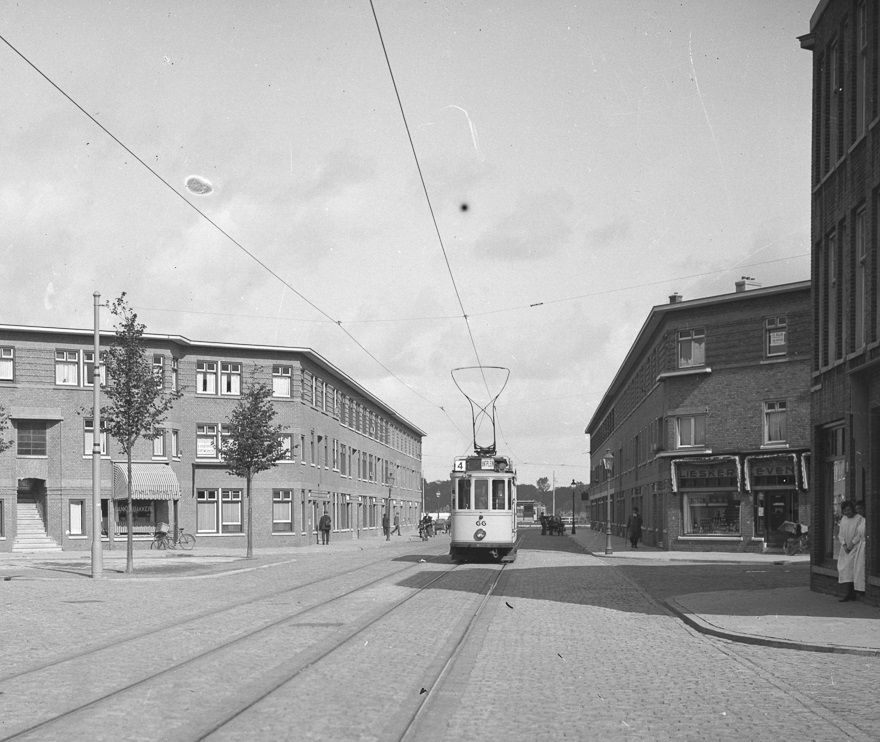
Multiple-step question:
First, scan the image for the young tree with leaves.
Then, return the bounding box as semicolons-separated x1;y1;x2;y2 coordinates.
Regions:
220;371;287;558
98;294;183;573
0;406;13;455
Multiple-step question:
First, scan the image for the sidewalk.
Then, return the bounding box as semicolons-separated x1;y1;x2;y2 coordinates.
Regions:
568;527;880;657
0;532;427;581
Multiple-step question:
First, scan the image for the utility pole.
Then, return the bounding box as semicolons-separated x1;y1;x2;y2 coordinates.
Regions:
91;292;103;579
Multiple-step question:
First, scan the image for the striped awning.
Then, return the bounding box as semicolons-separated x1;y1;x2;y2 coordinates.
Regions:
112;463;181;501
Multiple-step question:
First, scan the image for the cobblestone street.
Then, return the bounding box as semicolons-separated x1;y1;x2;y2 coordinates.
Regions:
1;531;877;741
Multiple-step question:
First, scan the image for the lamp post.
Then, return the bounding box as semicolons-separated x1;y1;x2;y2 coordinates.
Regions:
603;449;614;555
386;472;394;542
570;479;577;535
436;491;440;521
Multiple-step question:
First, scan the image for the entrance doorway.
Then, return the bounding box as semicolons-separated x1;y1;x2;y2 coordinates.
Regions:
756;491;798;549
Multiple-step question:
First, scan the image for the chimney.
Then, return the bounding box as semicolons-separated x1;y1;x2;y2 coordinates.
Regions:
735;276;761;293
669;292;683;304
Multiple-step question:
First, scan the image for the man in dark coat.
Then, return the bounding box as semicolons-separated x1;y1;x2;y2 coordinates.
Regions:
319;511;332;545
626;507;643;549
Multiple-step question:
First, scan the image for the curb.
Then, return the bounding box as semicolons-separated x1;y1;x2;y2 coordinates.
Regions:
665;595;880;658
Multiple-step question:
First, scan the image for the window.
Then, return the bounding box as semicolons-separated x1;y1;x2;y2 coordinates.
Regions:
676;416;706;448
491;480;509;510
300;434;306;464
69;500;85;536
55;350;79;385
830;39;840;163
764;316;788;357
171;429;180;458
17;421;47;456
153;355;165;387
272;365;292;397
219;424;231;458
829;231;838;361
83;419;108;456
0;347;14;381
280;433;294;460
0;501;4;537
152;429;166;458
220;362;241;395
684;494;741;535
677;329;705;368
474;479;489;510
333;439;339;470
196;424;218;458
857;2;867;139
273;490;294;531
171;358;179;391
456;479;471;509
196;490;218;533
196;361;217;394
855;207;867;349
83;352;106;387
221;490;242;533
764;401;788;444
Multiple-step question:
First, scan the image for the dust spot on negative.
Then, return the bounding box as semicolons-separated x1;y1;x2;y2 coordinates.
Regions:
185;176;213;195
460;203;469;212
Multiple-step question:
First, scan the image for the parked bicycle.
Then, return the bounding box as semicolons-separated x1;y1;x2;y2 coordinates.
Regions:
783;532;810;556
151;524;196;551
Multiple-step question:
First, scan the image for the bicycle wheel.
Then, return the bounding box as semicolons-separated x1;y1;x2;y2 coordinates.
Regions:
783;538;798;556
178;533;196;550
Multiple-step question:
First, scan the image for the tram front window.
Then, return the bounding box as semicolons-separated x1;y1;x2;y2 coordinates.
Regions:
474;479;489;510
457;479;471;509
492;480;507;510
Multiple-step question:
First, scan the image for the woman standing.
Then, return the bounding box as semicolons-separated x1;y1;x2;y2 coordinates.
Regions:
837;500;865;601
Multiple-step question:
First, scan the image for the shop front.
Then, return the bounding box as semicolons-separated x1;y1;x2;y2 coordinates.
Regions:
110;462;181;540
672;456;744;548
745;453;805;550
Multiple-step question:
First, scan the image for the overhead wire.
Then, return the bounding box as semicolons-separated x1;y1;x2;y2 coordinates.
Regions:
0;28;466;433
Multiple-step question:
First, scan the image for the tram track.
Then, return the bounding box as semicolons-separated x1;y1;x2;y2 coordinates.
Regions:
0;549;436;686
0;550;452;741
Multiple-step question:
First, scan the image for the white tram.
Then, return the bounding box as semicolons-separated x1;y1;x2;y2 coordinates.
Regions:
449;454;517;562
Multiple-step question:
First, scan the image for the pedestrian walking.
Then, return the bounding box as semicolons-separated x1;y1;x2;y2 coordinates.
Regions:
837;500;865;601
391;511;401;536
382;512;390;538
318;511;332;545
626;507;643;549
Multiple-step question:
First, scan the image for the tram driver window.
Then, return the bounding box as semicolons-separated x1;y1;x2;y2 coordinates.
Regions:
492;480;507;510
457;479;471;509
474;479;489;510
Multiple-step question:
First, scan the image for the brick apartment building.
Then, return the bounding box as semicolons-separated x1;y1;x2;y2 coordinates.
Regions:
800;0;880;602
584;280;811;553
0;324;425;552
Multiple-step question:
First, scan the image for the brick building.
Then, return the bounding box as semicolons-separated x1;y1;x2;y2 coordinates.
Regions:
0;324;424;552
584;280;811;553
800;1;880;602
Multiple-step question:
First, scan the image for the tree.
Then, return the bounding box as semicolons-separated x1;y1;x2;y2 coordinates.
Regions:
220;371;287;558
99;294;183;573
536;476;551;493
0;406;13;455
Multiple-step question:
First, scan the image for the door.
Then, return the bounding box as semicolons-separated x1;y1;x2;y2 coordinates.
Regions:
764;491;797;549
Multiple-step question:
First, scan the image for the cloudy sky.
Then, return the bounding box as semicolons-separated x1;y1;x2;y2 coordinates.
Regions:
1;1;816;484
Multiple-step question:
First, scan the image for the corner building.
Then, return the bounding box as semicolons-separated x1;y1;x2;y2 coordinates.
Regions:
585;281;811;553
0;324;425;552
800;1;880;603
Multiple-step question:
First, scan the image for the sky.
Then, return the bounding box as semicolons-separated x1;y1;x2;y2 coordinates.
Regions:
1;0;817;485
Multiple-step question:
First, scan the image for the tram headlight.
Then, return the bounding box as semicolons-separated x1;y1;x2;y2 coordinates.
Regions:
474;528;486;541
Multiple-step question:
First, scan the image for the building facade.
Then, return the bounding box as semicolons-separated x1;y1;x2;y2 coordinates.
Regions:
800;0;880;602
584;281;811;553
0;324;425;552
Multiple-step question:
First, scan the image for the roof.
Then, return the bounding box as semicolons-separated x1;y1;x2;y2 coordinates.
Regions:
584;280;811;434
0;323;425;437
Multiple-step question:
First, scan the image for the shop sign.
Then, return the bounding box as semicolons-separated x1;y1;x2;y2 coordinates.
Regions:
752;462;796;478
678;463;737;480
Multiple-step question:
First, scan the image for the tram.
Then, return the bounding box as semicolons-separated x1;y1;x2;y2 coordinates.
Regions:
448;367;518;562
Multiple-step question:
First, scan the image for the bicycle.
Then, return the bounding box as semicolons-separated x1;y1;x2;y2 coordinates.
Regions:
783;532;810;556
150;525;196;551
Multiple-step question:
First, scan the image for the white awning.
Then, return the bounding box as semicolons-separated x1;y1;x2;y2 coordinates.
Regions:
112;463;181;501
